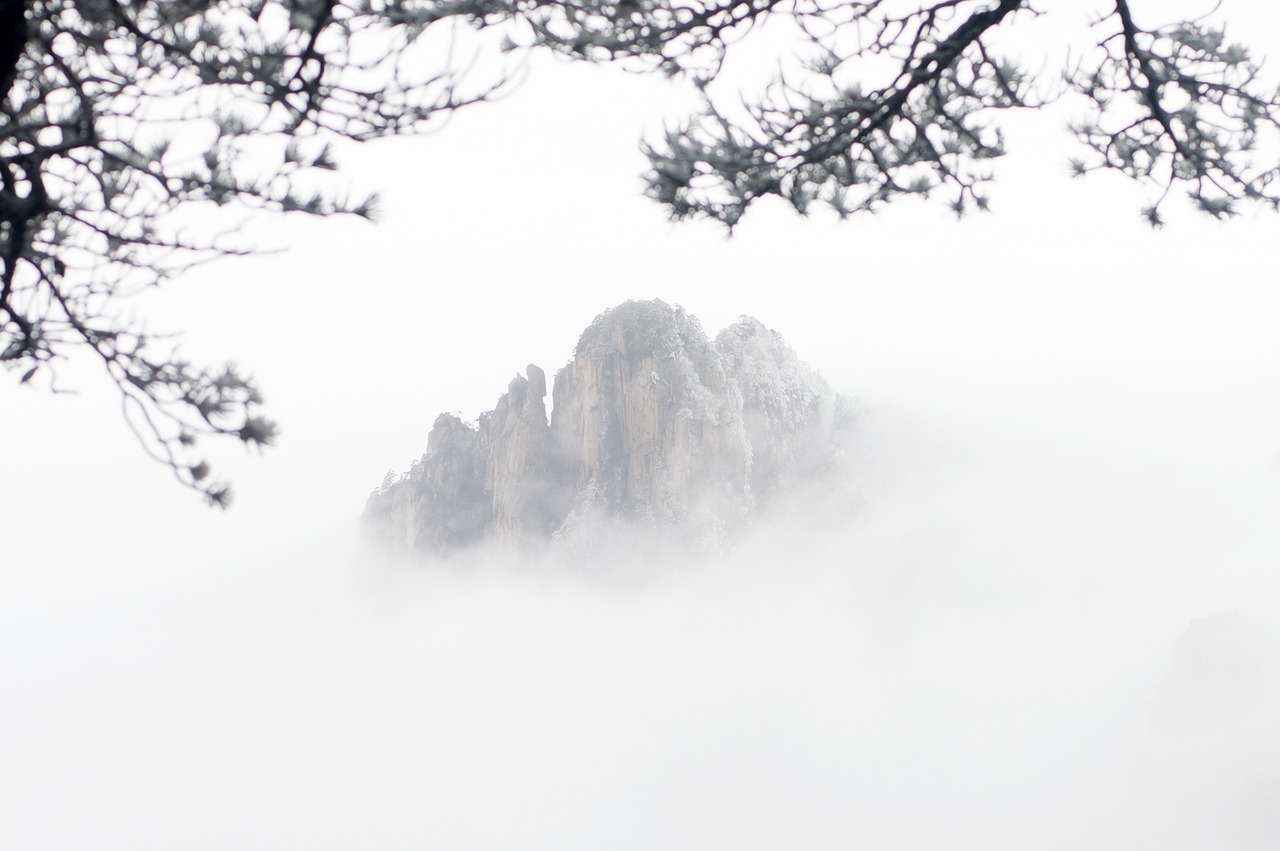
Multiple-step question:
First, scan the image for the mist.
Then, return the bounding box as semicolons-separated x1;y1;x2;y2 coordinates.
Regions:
7;20;1280;847
5;383;1279;849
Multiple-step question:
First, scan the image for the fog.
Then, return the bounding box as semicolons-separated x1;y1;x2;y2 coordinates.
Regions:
6;13;1280;848
6;387;1280;849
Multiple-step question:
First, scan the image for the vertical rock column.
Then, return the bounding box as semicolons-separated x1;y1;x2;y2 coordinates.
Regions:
408;413;489;551
479;365;561;539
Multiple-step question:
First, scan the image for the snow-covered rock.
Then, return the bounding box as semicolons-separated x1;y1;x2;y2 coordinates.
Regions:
362;300;854;553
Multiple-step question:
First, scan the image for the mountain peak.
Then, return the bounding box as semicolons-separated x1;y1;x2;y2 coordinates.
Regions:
363;301;853;554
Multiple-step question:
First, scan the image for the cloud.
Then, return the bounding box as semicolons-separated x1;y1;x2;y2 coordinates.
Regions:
4;401;1278;851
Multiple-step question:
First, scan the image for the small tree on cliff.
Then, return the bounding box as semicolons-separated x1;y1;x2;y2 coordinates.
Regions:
5;1;1280;502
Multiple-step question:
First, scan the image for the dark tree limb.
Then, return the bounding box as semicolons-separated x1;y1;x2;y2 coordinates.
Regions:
642;0;1037;225
0;0;25;106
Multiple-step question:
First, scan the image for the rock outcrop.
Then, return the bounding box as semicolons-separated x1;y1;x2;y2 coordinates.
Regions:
363;300;854;553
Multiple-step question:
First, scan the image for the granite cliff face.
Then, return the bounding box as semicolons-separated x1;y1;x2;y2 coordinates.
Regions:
363;301;853;553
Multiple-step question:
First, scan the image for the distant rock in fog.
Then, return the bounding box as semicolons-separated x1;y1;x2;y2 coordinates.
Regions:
362;300;856;553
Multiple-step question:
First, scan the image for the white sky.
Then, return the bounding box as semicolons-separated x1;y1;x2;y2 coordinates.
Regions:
4;3;1280;848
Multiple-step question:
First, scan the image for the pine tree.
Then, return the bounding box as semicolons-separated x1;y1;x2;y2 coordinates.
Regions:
5;1;1279;502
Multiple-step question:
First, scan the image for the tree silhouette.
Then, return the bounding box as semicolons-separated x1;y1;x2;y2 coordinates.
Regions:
1;0;515;503
4;1;1278;502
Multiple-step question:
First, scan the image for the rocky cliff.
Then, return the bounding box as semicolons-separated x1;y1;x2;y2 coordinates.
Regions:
363;300;854;553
